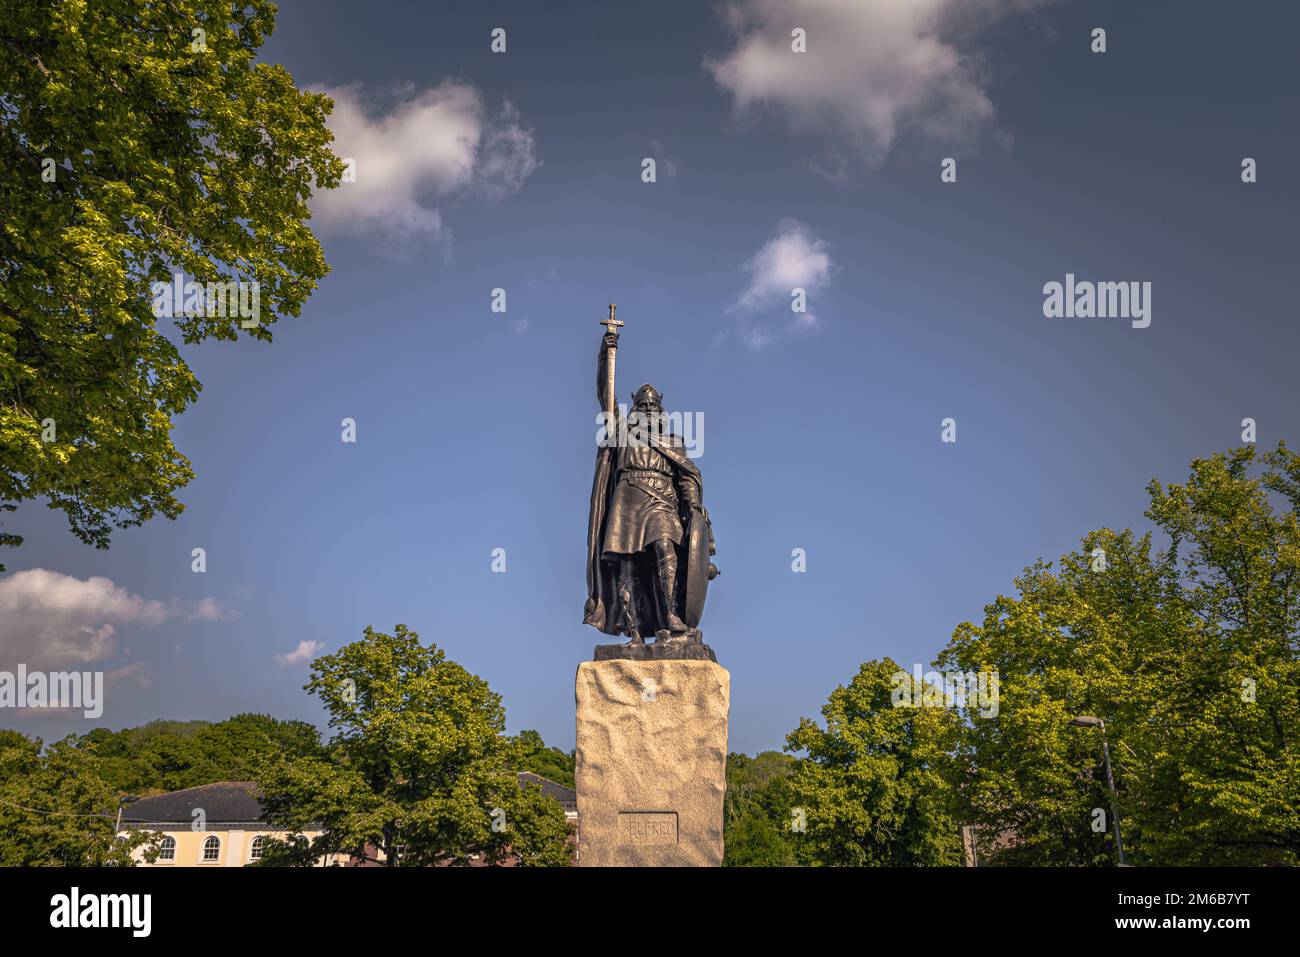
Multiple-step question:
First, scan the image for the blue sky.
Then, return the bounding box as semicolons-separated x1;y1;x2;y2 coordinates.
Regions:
4;0;1299;754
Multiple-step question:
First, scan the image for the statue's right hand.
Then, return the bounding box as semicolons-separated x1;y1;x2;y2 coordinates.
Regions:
602;331;619;349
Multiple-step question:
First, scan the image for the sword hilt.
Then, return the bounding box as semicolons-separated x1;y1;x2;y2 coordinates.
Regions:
600;302;623;334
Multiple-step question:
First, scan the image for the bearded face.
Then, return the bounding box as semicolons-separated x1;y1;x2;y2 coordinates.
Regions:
634;395;662;418
633;386;663;420
629;386;667;446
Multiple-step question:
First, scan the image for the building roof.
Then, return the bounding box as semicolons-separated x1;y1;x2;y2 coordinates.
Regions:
121;781;264;826
517;771;576;806
121;774;576;828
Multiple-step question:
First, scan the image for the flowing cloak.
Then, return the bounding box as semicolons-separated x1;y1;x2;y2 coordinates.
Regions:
583;430;711;635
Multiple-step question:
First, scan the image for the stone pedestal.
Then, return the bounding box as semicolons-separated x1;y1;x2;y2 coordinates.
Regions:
575;657;730;866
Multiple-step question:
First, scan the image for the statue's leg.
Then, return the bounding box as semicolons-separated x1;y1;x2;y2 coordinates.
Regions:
653;538;689;635
617;557;642;643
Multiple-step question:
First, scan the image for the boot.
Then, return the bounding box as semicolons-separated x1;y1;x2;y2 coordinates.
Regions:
657;549;689;635
618;559;642;643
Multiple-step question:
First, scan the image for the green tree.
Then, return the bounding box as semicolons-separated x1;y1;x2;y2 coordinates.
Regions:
514;729;575;788
724;751;797;866
1142;444;1300;862
78;713;323;794
784;658;965;866
256;625;572;866
0;731;159;866
0;0;343;568
725;809;793;867
938;444;1300;865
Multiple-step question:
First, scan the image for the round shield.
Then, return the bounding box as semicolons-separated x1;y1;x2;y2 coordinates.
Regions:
682;508;712;628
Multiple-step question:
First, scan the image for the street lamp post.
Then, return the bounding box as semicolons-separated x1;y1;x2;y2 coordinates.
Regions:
1070;716;1127;866
113;795;140;855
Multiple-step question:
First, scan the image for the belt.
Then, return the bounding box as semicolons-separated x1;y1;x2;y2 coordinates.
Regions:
621;468;671;480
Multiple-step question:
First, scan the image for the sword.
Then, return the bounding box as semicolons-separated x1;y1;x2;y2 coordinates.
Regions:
600;303;623;422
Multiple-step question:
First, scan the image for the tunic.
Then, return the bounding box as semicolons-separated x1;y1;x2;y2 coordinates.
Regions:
601;441;684;557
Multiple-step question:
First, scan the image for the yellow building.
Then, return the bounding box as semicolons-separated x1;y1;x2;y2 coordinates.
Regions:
118;782;345;867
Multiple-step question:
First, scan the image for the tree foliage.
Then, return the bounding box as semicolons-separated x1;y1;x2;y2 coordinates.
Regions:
0;730;159;866
939;444;1300;865
723;750;797;866
784;658;965;866
514;728;575;788
78;713;323;794
0;0;343;567
256;625;572;866
0;714;316;865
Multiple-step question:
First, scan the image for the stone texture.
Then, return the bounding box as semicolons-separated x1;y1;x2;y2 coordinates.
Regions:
575;658;729;866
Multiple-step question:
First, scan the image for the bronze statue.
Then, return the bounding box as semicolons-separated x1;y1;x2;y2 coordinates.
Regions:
584;305;718;647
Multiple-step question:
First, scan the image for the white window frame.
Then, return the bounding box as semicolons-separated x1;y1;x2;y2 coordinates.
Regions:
157;835;176;863
200;835;221;864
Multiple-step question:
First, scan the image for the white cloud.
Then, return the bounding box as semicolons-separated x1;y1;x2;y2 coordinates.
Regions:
0;569;165;667
275;640;323;668
727;221;835;351
732;220;834;313
707;0;1055;168
312;81;539;247
190;597;234;622
0;569;229;669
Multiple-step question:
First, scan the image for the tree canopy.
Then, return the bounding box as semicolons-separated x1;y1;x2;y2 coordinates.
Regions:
0;729;159;866
514;728;575;788
782;659;965;866
0;0;342;568
723;750;797;866
726;445;1300;866
79;713;324;795
939;443;1300;865
255;625;572;866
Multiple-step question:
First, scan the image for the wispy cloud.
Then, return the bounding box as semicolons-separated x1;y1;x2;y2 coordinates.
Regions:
649;139;679;180
732;220;834;314
726;221;835;350
275;640;324;668
187;596;235;623
106;662;153;691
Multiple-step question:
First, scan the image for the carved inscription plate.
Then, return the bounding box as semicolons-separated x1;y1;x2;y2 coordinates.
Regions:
617;812;679;846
